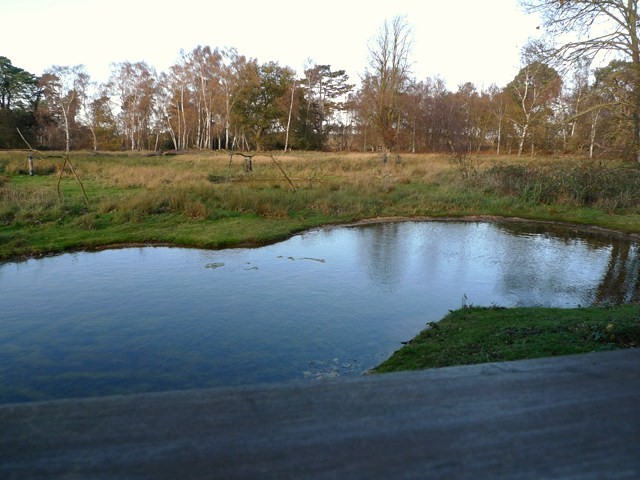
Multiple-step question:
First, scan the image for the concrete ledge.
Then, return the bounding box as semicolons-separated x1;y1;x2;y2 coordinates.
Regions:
1;349;639;479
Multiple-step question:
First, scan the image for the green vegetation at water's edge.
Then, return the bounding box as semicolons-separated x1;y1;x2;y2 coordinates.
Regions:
374;305;640;373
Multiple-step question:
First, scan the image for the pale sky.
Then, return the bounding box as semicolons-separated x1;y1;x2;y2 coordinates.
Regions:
2;0;540;90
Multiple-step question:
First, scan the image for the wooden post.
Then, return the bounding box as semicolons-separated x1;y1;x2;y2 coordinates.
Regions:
28;155;35;176
268;153;296;191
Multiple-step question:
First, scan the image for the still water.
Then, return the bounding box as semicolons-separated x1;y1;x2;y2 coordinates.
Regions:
1;221;639;403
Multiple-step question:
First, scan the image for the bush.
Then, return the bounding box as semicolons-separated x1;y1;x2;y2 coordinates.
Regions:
480;162;640;213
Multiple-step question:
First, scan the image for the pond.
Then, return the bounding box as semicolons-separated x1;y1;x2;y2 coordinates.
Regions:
1;221;639;403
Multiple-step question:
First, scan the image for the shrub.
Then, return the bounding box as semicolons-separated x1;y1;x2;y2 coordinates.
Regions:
480;162;640;213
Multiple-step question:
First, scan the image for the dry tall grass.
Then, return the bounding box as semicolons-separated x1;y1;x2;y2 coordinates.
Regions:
0;150;462;226
2;149;637;231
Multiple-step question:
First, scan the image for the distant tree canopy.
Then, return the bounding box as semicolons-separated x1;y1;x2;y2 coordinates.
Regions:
361;16;413;152
0;56;39;148
507;60;562;156
1;11;640;159
521;0;640;162
295;64;354;150
232;61;294;151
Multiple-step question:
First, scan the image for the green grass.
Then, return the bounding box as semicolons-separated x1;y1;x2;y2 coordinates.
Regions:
374;305;640;373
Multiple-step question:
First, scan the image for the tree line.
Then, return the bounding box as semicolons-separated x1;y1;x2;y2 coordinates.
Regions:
1;2;639;160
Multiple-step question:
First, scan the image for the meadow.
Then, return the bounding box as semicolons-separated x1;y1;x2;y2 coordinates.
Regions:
3;149;640;261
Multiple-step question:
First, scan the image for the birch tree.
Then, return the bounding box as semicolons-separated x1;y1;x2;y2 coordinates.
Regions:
487;84;508;155
220;49;248;150
181;46;223;149
159;62;193;150
74;69;101;150
41;65;85;153
507;50;561;156
109;61;157;150
88;93;119;150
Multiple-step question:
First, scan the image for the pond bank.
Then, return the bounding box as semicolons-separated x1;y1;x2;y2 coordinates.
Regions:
5;214;640;264
374;305;640;373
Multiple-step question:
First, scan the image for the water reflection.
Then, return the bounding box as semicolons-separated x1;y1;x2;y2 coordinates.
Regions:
355;222;408;290
595;241;640;304
351;221;637;307
496;222;640;305
1;221;639;403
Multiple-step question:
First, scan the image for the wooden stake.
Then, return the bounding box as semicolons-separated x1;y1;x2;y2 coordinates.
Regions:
268;153;296;191
17;128;89;205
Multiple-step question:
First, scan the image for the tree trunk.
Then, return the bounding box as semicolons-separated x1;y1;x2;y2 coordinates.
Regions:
167;119;178;150
589;109;599;159
224;82;231;150
496;114;502;155
635;87;640;164
61;105;70;154
284;80;295;152
411;116;416;154
517;122;529;157
631;4;640;165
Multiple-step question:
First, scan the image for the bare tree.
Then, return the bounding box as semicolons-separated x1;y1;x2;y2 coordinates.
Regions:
220;49;249;150
362;15;413;151
486;84;508;155
180;46;224;149
521;0;640;162
109;61;157;150
74;69;100;151
41;65;84;153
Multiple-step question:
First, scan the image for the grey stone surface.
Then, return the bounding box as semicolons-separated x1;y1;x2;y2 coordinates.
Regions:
1;349;639;479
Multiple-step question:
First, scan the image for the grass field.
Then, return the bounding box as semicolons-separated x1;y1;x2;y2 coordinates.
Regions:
3;149;640;260
2;149;639;370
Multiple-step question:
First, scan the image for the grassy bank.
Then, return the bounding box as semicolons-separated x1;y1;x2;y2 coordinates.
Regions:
2;150;640;261
374;305;640;373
